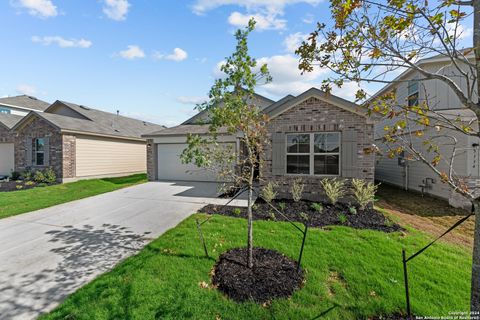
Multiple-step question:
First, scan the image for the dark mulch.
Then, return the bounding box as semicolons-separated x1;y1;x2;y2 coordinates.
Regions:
0;180;56;192
201;199;402;233
212;247;304;303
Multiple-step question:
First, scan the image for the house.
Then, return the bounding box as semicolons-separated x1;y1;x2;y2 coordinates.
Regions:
370;52;479;208
0;95;50;116
4;100;165;181
0;113;24;176
144;87;375;201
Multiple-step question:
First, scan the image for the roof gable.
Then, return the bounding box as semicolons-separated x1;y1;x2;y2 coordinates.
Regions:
0;113;24;130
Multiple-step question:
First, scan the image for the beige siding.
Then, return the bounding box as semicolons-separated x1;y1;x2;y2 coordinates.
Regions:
75;135;146;178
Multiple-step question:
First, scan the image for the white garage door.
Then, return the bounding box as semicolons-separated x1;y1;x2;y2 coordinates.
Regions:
157;143;228;182
0;143;14;176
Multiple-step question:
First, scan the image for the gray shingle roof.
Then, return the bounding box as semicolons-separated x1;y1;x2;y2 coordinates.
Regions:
144;124;229;136
15;100;166;140
0;95;50;111
0;113;23;129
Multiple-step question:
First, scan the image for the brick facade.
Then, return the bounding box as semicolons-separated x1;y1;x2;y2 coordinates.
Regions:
0;126;15;143
146;139;156;181
14;115;75;180
261;97;375;202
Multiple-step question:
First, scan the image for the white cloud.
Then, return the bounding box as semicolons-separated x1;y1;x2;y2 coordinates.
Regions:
16;84;37;96
154;48;188;62
103;0;130;21
12;0;57;18
214;54;328;97
228;11;286;30
283;32;308;53
302;13;314;24
177;96;209;105
192;0;321;15
31;36;92;48
118;45;145;60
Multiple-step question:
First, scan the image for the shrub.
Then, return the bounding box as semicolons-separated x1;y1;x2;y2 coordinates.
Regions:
338;213;347;224
268;211;276;221
278;202;286;211
299;212;309;222
290;178;304;202
33;170;46;183
232;208;242;216
260;182;278;203
16;185;23;190
348;206;357;215
11;171;21;180
23;170;32;181
351;178;379;210
43;168;57;184
311;202;323;213
25;181;35;186
321;179;346;205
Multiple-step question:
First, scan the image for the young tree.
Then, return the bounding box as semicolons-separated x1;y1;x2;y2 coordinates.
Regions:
181;19;271;269
296;0;480;311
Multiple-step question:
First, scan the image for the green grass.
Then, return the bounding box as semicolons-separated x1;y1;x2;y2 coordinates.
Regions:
43;213;471;320
0;173;147;219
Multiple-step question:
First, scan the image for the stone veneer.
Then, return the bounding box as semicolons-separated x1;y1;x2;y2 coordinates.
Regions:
261;97;375;202
0;126;15;144
14;115;76;180
146;139;156;181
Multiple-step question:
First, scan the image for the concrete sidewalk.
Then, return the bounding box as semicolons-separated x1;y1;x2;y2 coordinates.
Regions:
0;181;244;320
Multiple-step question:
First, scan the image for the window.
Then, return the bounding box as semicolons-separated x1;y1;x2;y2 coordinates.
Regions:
407;79;419;107
286;133;340;176
0;107;10;114
33;138;45;166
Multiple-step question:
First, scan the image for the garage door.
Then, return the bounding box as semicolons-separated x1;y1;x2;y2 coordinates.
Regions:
157;143;231;181
0;143;14;176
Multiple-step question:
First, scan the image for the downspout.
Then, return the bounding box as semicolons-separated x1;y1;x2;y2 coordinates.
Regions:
404;162;409;191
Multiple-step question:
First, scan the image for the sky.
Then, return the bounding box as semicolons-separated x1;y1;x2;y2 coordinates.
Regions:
0;0;473;126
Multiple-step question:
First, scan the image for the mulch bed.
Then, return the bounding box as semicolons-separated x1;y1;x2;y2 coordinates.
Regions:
0;180;56;192
201;199;402;233
212;247;304;303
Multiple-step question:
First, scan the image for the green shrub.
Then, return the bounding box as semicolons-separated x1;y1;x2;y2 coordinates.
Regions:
311;202;323;213
23;170;32;181
338;213;347;224
321;179;346;205
260;182;278;203
278;202;286;211
43;168;57;184
348;206;357;215
33;170;46;183
268;211;276;221
232;208;242;216
290;178;304;202
16;185;23;190
351;178;379;210
11;171;21;180
299;212;309;222
25;181;35;186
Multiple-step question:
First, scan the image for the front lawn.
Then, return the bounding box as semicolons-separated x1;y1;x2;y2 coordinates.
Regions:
43;213;471;320
0;173;147;219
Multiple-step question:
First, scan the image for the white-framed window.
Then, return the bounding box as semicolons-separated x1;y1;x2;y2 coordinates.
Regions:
286;132;341;176
407;79;419;107
32;138;45;166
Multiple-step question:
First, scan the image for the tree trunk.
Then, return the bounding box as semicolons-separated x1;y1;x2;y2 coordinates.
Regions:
474;0;480;103
472;200;480;312
247;185;254;269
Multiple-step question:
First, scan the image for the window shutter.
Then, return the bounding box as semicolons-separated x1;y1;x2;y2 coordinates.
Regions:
271;133;286;175
44;137;50;166
25;138;32;166
341;130;358;178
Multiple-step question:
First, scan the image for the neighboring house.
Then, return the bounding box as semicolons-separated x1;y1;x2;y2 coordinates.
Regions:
0;95;50;116
5;100;165;181
144;88;375;201
0;113;23;176
370;52;479;208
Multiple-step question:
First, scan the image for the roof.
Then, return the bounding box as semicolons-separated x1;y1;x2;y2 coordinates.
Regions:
0;95;50;112
0;113;23;129
14;101;166;140
143;124;230;137
182;91;274;125
265;87;374;122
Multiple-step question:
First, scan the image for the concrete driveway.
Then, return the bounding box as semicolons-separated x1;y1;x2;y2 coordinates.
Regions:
0;181;246;320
